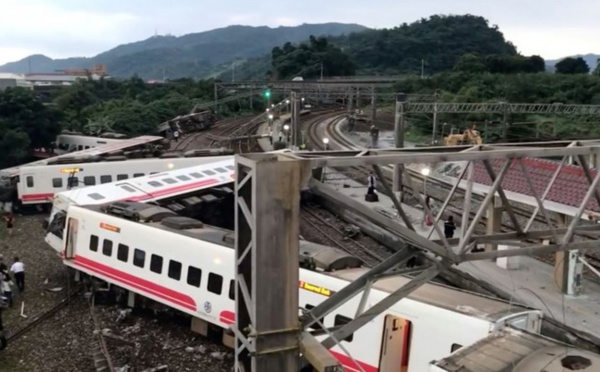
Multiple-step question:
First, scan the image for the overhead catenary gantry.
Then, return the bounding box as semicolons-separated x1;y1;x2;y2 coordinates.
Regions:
233;139;600;371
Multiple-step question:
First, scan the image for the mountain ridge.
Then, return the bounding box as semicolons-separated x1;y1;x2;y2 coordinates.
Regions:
0;23;368;79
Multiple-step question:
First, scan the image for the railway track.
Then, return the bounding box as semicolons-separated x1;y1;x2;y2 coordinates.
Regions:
306;114;600;280
301;206;386;267
6;285;82;344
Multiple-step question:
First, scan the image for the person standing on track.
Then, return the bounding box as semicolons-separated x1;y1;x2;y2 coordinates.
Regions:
10;257;24;293
3;213;14;237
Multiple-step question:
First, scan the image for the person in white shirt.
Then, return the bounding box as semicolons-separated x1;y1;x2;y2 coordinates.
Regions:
10;257;24;293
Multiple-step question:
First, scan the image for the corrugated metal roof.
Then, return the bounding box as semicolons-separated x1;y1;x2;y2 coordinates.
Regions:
431;328;600;371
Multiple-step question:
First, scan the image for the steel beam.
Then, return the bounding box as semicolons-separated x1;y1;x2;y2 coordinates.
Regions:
234;154;311;372
403;102;600;115
301;248;414;329
321;265;440;349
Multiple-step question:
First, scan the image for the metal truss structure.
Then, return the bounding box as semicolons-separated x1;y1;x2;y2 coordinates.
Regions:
234;139;600;371
219;76;406;90
403;102;600;115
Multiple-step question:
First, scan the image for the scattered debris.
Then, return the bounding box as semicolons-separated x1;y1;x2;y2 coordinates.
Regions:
46;287;63;292
343;225;361;239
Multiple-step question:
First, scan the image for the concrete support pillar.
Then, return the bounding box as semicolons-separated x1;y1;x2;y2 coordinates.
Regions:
554;213;583;295
484;195;503;254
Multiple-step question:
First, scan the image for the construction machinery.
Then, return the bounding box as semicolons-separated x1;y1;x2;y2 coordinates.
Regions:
444;124;482;146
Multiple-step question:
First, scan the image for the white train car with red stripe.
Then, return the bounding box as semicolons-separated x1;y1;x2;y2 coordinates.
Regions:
45;157;235;253
59;201;543;372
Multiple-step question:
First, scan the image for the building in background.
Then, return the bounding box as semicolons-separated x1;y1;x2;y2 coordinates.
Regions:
0;73;32;90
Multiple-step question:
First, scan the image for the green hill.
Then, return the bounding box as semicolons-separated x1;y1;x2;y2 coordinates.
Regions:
231;15;521;80
0;23;368;80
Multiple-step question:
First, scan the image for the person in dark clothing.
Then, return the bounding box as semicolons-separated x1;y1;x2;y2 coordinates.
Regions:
367;172;377;195
444;215;456;239
3;213;14;237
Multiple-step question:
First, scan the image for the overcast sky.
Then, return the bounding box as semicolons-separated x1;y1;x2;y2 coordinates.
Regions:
0;0;598;65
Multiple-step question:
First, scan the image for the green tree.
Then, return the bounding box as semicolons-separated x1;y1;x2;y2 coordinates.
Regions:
555;57;590;74
454;53;487;73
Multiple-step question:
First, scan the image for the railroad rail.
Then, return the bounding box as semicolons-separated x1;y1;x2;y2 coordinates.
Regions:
6;285;82;343
301;206;385;267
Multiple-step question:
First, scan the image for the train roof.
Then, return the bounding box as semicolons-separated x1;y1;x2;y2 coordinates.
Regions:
329;268;534;321
54;157;234;206
430;327;600;371
1;136;163;177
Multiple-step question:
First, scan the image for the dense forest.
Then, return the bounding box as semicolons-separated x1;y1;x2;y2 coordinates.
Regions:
0;78;263;168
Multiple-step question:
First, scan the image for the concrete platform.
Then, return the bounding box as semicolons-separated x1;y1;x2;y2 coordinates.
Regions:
317;168;600;341
256;114;292;152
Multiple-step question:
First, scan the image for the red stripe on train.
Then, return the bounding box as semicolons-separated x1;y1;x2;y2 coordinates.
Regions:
218;311;378;372
22;192;54;201
73;255;196;311
125;178;221;202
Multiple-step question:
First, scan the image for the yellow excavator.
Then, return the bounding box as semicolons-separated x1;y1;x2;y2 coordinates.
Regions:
443;124;483;146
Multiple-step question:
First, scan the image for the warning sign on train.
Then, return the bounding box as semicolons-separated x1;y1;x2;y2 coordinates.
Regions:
299;281;334;297
100;222;121;233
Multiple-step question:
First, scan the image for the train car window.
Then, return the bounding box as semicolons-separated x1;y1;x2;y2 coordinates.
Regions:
190;172;203;179
187;266;202;287
162;178;177;184
102;239;113;257
228;280;235;300
52;178;63;188
85;146;90;149
100;175;113;184
168;260;182;280
150;172;158;175
117;174;128;181
84;176;96;186
148;181;162;187
77;145;83;151
203;170;216;176
176;175;191;181
451;344;462;353
90;235;99;252
150;254;163;274
120;185;136;193
133;249;145;268
133;173;144;178
87;193;105;201
26;176;34;187
305;304;325;330
67;177;79;188
334;315;354;342
214;167;227;173
226;165;235;170
117;244;129;262
207;273;223;295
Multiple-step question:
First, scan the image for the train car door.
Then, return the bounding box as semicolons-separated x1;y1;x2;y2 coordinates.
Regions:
20;173;35;200
64;217;79;259
378;314;412;372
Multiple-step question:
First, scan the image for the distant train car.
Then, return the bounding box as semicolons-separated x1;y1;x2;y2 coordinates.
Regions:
157;111;216;137
54;134;127;155
59;201;543;371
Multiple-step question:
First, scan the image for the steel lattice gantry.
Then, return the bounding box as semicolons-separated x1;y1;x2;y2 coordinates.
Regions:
233;140;600;371
402;102;600;115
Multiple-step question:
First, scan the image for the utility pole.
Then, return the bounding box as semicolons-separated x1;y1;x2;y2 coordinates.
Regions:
502;102;509;142
232;61;235;83
421;59;425;79
393;93;407;199
320;62;323;80
370;85;377;125
431;90;439;144
213;83;218;115
291;91;300;150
